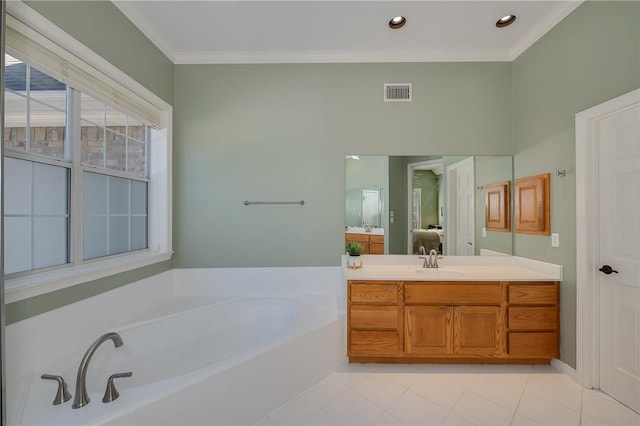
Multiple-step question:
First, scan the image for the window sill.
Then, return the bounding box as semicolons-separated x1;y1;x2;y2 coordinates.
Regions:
4;251;173;304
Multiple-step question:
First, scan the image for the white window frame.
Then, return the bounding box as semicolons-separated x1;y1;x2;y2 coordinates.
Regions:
4;2;172;303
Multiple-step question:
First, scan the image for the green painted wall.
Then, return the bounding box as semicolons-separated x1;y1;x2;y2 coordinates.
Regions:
173;63;512;267
24;0;174;104
512;1;640;367
475;155;513;255
6;1;175;324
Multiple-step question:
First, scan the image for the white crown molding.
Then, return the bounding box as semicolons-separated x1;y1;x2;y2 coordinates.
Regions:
510;0;584;61
111;0;177;63
173;49;513;65
112;0;583;65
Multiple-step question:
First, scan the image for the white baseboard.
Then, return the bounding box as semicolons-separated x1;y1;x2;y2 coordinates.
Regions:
551;358;578;382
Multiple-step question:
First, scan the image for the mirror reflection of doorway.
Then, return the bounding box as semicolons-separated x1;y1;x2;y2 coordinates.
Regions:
361;189;380;227
446;157;475;256
407;159;444;254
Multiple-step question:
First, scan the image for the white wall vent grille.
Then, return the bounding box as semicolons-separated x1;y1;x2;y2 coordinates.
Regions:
384;83;412;102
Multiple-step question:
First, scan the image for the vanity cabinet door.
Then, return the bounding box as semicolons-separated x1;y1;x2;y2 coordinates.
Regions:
405;306;503;357
405;306;453;355
369;235;384;254
454;306;503;356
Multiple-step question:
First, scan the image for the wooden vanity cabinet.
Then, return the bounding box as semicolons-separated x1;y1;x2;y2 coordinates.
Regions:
345;233;385;255
347;280;559;363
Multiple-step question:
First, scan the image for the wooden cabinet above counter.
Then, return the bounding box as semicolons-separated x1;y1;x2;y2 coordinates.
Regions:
347;279;559;364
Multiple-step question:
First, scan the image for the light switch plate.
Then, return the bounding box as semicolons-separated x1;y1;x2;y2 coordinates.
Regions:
482;227;487;238
551;233;560;247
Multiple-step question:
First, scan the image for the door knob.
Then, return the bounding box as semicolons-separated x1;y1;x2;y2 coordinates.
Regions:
598;265;618;275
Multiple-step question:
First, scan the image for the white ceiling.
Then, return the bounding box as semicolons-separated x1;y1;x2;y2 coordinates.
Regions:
112;1;583;64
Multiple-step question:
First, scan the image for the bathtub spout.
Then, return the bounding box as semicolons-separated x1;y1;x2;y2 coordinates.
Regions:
72;332;124;409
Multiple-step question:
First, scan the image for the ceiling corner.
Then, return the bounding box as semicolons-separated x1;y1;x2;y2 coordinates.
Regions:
111;0;178;64
510;0;584;61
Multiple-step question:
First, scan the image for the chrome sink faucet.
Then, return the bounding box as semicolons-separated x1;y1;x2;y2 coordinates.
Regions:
419;249;440;268
428;248;439;269
72;332;124;409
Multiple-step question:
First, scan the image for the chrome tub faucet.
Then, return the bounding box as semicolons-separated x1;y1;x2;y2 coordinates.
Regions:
72;332;124;409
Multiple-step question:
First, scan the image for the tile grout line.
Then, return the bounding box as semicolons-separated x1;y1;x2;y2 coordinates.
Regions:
508;370;531;425
439;369;482;425
578;385;584;425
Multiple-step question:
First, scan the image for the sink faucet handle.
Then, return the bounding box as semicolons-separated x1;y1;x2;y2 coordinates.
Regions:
41;374;72;405
103;372;133;403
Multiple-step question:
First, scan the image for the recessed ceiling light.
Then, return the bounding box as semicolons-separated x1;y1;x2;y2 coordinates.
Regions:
389;16;406;30
496;14;517;28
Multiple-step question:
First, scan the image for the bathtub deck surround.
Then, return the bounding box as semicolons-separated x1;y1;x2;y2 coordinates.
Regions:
6;267;346;426
344;254;562;364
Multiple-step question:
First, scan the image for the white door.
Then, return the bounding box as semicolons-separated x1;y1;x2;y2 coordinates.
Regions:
361;189;379;227
598;103;640;413
446;157;475;256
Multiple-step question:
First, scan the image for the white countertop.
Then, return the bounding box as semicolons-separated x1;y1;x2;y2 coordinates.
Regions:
345;227;385;235
342;255;562;282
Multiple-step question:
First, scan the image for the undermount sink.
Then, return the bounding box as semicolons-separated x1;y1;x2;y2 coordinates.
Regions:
411;268;465;277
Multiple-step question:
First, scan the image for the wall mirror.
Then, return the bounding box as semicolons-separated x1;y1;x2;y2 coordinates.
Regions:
345;155;514;256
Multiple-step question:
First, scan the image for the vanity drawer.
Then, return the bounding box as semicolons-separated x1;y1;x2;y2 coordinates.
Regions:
349;281;399;303
508;284;557;305
345;233;369;243
350;305;398;329
350;330;400;355
405;283;502;305
369;243;384;254
508;332;558;357
370;235;384;244
508;307;557;330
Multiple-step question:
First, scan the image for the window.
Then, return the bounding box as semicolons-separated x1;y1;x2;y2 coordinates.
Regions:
4;56;71;275
4;54;151;274
4;3;172;303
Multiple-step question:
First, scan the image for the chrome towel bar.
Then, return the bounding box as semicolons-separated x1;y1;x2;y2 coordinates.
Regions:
243;200;305;206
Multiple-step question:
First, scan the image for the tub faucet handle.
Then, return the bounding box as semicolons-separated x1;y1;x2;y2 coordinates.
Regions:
102;372;133;403
41;374;72;405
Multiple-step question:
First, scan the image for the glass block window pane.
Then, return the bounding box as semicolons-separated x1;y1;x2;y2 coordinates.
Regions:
33;217;68;269
4;157;70;274
4;217;31;275
83;172;148;260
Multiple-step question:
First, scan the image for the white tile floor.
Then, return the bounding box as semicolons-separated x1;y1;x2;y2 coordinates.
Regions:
257;364;640;426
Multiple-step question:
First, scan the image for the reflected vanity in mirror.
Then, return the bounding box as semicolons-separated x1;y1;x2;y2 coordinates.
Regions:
345;155;513;256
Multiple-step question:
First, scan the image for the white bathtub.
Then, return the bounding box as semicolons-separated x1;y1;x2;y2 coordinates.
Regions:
7;268;346;425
